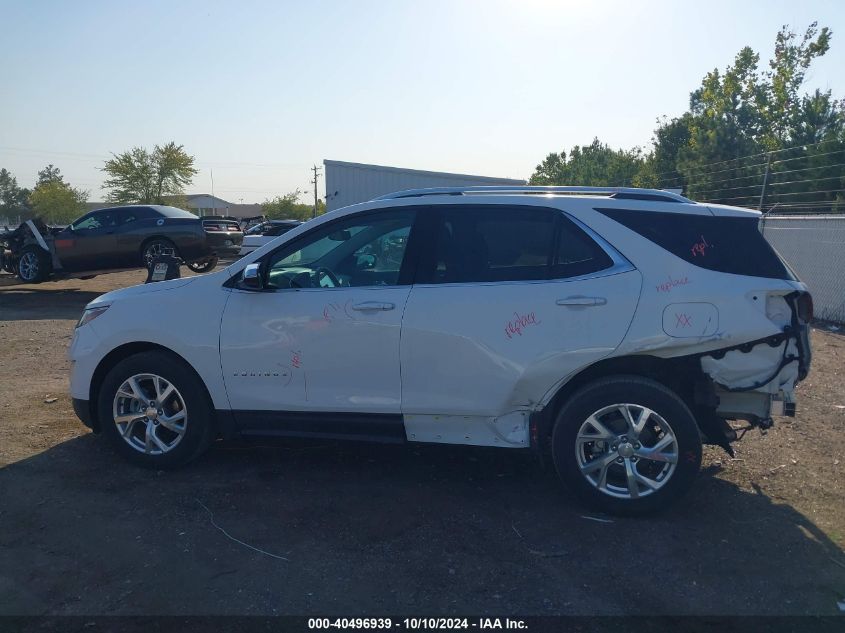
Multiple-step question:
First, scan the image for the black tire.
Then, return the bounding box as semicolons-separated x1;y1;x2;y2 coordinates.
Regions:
97;351;216;469
16;245;51;283
141;238;178;269
186;255;218;273
552;375;702;516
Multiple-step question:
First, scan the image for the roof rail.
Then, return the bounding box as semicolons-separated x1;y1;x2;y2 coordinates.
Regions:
376;186;691;204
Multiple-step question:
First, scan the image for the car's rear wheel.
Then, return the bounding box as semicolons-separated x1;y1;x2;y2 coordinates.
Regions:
16;246;51;283
97;351;215;468
552;375;702;516
186;255;218;273
141;238;177;269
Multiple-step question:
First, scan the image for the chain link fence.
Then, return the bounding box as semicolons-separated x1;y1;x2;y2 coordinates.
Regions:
761;213;845;323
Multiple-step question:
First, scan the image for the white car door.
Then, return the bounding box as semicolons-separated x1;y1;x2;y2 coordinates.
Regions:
400;204;641;447
219;208;418;438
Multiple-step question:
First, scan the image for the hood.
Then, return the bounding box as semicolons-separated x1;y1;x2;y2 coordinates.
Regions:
87;276;198;308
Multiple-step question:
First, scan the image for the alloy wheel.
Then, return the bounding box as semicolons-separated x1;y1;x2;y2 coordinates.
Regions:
144;242;172;267
575;403;678;499
112;373;188;455
18;251;38;281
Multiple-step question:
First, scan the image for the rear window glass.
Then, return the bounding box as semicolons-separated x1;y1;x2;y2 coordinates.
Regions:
595;207;795;280
152;206;199;219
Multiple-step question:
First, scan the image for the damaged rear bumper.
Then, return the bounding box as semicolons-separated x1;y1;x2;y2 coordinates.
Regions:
698;292;811;424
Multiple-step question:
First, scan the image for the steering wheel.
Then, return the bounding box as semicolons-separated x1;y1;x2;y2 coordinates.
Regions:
314;267;341;288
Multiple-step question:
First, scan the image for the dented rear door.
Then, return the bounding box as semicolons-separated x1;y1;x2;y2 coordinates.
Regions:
400;205;642;420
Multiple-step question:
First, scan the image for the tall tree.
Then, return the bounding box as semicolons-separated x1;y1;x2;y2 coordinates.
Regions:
101;142;198;204
29;180;88;224
37;164;64;186
0;168;31;219
649;22;842;206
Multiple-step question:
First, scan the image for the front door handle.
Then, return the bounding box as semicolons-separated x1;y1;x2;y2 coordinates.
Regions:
351;301;395;311
556;296;607;306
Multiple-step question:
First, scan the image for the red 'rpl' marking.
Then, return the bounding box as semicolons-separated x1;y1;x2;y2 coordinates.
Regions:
675;313;692;328
291;351;302;368
690;235;710;257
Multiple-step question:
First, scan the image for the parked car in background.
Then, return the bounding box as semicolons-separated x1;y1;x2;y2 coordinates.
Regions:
239;219;302;255
69;186;812;515
5;205;243;283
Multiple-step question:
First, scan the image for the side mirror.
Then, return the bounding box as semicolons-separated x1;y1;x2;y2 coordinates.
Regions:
239;263;264;290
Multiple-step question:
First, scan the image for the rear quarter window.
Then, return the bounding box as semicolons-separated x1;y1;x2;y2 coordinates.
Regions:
596;207;795;281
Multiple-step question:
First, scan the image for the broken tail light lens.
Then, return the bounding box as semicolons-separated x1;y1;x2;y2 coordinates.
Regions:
796;293;813;322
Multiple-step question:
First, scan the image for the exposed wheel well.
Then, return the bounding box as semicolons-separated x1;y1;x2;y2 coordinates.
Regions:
87;342;214;433
536;354;707;445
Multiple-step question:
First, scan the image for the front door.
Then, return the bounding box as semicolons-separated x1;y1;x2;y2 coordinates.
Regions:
219;207;419;439
56;210;119;271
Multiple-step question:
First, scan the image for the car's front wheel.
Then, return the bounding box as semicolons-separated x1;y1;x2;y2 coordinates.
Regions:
552;375;702;516
97;351;215;468
16;246;51;283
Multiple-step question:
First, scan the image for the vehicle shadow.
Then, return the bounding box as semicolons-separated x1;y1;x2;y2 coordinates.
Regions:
0;287;103;321
0;433;843;616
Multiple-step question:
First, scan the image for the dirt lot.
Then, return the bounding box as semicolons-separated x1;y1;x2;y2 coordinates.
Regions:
0;267;843;616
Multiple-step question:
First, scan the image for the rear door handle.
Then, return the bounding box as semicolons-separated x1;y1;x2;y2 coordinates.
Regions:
351;301;395;311
556;296;607;306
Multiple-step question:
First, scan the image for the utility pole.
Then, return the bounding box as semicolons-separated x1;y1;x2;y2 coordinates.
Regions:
310;164;322;218
757;152;772;212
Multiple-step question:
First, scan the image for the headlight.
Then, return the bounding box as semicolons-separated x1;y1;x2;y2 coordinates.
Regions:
77;305;110;328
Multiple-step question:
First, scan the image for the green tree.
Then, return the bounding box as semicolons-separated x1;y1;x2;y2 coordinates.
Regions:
29;180;88;224
649;22;843;206
37;164;64;186
101;142;198;204
529;138;647;187
262;190;325;221
0;168;31;219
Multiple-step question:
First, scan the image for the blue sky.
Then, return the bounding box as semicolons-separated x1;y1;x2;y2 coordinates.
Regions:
1;0;844;203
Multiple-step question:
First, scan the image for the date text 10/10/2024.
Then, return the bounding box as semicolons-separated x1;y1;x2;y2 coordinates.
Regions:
308;618;528;630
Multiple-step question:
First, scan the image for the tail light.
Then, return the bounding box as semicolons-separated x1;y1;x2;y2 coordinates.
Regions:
796;292;813;322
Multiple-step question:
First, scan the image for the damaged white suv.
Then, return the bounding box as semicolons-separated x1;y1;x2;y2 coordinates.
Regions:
69;186;812;514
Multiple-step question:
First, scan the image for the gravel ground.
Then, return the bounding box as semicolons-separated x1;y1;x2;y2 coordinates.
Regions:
0;268;843;616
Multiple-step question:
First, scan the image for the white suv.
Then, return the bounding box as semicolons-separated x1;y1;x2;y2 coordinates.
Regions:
69;186;812;514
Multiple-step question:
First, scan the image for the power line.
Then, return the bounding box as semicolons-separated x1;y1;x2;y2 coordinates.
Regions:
658;138;843;179
703;188;845;203
653;141;845;184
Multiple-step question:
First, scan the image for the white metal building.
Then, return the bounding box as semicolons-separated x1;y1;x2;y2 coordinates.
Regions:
324;160;526;212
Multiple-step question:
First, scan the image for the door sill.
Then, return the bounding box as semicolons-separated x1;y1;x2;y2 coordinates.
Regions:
229;410;406;443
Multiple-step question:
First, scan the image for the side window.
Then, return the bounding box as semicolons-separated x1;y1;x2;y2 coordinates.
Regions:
115;209;138;225
264;224;294;237
552;216;614;279
72;214;102;231
428;207;555;283
265;209;416;290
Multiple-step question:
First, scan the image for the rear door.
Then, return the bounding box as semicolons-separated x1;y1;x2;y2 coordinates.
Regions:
400;204;642;423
